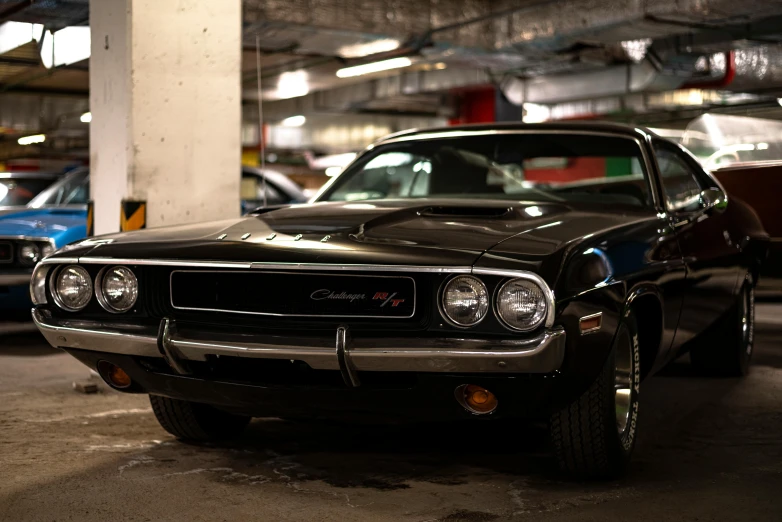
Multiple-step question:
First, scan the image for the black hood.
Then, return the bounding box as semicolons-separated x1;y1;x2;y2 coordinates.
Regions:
64;199;654;269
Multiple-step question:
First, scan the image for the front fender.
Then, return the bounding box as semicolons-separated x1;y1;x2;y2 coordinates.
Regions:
547;281;625;409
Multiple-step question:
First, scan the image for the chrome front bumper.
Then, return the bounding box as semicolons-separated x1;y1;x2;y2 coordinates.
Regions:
32;309;566;381
0;272;32;286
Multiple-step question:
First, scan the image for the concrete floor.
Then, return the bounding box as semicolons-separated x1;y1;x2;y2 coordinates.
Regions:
2;308;782;521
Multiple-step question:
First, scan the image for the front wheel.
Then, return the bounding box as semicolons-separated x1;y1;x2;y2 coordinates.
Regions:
549;313;641;479
149;395;251;442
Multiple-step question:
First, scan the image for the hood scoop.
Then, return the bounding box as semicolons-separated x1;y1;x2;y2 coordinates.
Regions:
418;206;513;218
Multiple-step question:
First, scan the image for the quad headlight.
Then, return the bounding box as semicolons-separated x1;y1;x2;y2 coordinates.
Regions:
495;278;549;331
96;266;138;313
441;276;489;327
41;243;55;259
18;242;40;266
52;265;93;311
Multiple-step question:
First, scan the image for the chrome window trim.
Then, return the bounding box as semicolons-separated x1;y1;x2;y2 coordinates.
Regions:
169;269;418;319
323;128;660;210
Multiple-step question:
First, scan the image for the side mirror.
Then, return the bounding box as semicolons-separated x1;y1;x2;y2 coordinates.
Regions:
700;188;727;213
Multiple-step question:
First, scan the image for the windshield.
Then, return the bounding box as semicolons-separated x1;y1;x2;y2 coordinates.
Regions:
318;132;651;208
28;169;89;208
0;176;57;206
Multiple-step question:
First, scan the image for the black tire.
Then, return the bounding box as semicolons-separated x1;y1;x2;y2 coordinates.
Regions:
549;313;641;479
149;395;251;442
690;276;755;377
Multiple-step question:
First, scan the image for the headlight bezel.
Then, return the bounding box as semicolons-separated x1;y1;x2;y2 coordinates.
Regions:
30;263;51;305
439;275;490;328
17;242;41;266
95;265;139;314
493;275;553;332
51;264;93;312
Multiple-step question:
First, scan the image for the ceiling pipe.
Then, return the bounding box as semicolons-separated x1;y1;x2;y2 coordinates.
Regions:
680;51;736;90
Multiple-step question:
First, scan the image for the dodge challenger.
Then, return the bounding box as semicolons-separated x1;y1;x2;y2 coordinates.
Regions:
30;122;768;478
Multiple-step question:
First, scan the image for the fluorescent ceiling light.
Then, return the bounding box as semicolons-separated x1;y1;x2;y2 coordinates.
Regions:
41;26;91;69
758;142;769;150
276;70;309;99
18;134;45;146
336;57;412;78
281;115;306;127
325;166;342;177
523;103;550;123
80;112;92;123
337;38;401;59
0;21;43;55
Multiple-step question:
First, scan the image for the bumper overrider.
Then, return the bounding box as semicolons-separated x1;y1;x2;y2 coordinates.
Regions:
32;309;566;385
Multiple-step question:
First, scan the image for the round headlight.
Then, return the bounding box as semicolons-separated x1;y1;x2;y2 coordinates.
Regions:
496;278;549;331
441;276;489;327
18;243;40;266
97;266;138;313
41;244;55;259
53;265;93;311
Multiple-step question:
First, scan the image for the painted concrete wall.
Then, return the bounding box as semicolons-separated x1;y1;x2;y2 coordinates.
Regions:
90;0;242;234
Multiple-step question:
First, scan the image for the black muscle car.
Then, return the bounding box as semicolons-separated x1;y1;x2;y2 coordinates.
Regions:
30;122;768;478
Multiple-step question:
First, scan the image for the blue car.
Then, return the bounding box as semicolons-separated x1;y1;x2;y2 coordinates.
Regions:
0;167;307;332
0;169;89;330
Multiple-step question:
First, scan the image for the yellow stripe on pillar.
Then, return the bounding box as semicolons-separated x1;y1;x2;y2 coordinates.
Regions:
120;200;147;231
86;201;94;237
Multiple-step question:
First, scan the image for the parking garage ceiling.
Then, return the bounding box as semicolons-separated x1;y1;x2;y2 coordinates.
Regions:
5;0;782;151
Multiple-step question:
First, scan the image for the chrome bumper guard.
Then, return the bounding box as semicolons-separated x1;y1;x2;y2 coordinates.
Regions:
32;309;566;385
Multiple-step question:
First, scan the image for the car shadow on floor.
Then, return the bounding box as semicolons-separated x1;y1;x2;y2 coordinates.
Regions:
0;332;59;356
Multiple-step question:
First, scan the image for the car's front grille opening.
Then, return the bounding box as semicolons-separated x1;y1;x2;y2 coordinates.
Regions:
142;266;434;332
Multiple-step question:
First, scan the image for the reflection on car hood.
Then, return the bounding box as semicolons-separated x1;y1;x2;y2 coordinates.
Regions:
0;208;87;239
65;199;653;268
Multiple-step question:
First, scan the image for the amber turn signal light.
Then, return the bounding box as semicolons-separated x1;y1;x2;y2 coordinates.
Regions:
97;361;132;389
455;384;498;415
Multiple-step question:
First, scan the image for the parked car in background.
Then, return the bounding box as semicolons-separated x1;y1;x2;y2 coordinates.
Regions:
31;122;768;478
0;168;89;330
239;167;309;213
0;167;307;332
678;114;782;295
0;171;64;217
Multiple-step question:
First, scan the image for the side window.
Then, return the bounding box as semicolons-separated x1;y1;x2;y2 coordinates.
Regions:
655;144;705;212
62;176;89;205
240;174;287;207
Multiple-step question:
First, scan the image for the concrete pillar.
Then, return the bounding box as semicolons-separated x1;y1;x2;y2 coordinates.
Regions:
89;0;241;235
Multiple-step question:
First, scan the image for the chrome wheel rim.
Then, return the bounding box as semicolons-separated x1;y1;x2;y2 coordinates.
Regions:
742;285;754;355
614;329;633;436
